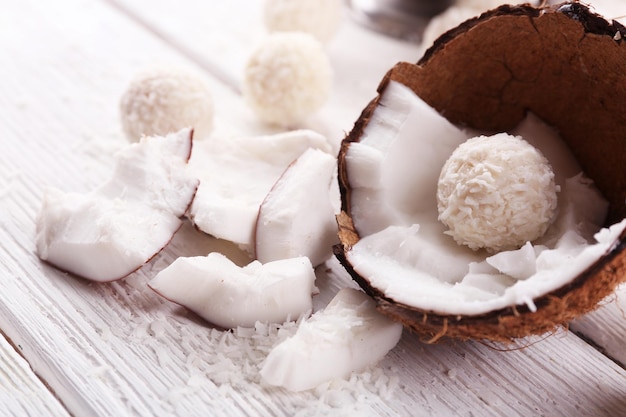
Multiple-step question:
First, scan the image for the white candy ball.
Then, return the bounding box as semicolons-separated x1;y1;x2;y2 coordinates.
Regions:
437;133;558;252
243;33;332;127
421;7;478;49
456;0;531;11
120;67;214;142
263;0;343;44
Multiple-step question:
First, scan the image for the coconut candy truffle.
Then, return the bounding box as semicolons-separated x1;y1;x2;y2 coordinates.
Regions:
437;133;558;252
120;66;214;142
335;3;626;342
263;0;343;44
242;32;332;127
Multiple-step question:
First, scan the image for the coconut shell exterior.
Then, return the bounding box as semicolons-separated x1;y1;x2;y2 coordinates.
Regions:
335;2;626;342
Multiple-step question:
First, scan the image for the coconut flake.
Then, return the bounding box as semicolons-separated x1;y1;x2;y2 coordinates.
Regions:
485;242;539;280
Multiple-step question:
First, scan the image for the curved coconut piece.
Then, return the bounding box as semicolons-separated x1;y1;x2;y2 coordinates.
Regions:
260;288;403;392
36;129;198;282
335;2;626;342
255;148;338;267
149;253;316;329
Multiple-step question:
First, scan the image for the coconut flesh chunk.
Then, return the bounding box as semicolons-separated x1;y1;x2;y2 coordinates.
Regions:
149;253;317;329
260;288;403;392
188;129;332;252
336;3;626;341
36;129;198;282
255;147;339;266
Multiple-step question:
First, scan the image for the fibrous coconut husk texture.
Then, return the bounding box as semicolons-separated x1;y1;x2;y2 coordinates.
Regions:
335;2;626;342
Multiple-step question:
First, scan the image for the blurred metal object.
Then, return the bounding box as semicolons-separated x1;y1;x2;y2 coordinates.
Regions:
347;0;454;42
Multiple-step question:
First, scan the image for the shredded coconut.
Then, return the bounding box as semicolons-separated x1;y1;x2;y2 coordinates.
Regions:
119;66;214;142
242;33;332;127
437;133;559;252
171;316;399;414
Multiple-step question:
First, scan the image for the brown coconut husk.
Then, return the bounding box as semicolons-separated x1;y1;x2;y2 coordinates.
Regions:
335;2;626;342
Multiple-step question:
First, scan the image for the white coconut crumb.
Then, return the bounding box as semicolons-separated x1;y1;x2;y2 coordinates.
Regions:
149;320;168;339
174;317;399;413
242;32;332;127
263;0;343;44
119;66;214;142
437;133;559;253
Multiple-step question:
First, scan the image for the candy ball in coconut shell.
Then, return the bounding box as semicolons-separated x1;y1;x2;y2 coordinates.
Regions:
334;2;626;343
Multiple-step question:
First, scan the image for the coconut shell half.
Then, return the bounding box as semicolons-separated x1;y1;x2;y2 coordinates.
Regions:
335;2;626;342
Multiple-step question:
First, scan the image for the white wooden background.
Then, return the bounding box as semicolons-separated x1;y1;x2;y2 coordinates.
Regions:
1;0;625;416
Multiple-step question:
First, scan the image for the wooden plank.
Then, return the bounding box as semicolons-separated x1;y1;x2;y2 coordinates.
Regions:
0;332;70;417
0;1;625;416
109;0;626;367
570;284;626;365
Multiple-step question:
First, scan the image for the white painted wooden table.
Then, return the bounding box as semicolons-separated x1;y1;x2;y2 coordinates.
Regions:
1;1;625;416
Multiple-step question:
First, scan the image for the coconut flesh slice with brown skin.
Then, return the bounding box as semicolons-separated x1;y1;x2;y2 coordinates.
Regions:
35;128;198;282
149;253;317;329
255;147;339;267
335;2;626;342
260;288;403;392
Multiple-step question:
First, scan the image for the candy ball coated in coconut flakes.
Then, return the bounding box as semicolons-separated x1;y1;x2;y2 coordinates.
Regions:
120;67;214;142
243;33;332;127
437;133;559;253
263;0;343;44
458;0;532;11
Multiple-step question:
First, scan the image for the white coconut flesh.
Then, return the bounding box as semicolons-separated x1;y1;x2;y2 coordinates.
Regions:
344;81;626;315
35;129;198;282
149;253;317;329
188;129;332;252
260;288;403;392
255;147;339;266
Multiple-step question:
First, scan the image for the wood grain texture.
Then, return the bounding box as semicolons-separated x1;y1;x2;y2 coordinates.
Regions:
570;284;626;364
1;0;625;416
105;0;424;152
0;332;70;417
